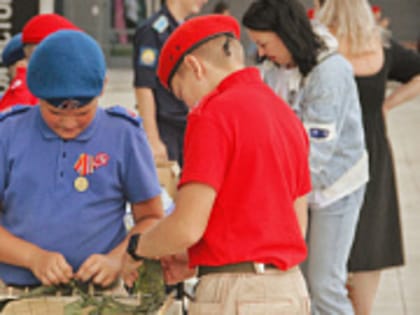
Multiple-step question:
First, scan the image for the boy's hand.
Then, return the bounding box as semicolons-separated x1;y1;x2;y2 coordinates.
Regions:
30;249;73;286
75;253;121;287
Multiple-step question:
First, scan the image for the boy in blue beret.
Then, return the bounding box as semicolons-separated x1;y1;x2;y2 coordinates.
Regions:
0;30;163;289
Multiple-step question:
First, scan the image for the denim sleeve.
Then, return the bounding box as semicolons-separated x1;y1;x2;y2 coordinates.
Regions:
301;57;355;188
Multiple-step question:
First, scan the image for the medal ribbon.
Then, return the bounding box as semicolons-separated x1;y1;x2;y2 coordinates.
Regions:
74;153;109;176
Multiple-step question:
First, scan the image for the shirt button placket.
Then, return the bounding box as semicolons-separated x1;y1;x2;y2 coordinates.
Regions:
58;140;67;182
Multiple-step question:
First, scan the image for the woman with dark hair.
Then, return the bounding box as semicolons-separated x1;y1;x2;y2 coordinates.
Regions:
243;1;368;314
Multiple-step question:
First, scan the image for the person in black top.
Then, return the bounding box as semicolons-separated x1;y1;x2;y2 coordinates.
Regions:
317;0;420;314
133;0;208;167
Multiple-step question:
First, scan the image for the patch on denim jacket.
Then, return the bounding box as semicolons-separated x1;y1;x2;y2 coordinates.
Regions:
304;123;336;142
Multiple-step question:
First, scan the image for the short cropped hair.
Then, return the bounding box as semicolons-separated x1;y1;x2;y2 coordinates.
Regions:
213;1;229;14
177;35;244;75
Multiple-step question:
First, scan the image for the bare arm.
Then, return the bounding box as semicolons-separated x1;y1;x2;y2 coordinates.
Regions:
135;87;168;161
294;195;308;238
121;183;215;286
108;195;165;258
383;75;420;112
0;226;73;285
135;183;216;258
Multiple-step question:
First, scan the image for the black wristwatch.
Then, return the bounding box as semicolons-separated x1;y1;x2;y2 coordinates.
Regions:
127;233;146;261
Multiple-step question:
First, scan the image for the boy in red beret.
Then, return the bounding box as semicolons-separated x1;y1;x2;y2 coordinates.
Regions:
0;14;80;111
122;15;311;315
22;13;80;59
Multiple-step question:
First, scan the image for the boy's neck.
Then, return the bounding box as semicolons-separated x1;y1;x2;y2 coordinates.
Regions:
167;0;189;22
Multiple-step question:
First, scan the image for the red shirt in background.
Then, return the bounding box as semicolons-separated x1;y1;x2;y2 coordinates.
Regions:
180;68;311;271
0;67;38;112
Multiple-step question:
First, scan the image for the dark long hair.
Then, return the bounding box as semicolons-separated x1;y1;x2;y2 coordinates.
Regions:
242;0;325;76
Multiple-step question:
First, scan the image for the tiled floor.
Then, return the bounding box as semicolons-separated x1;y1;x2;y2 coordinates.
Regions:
102;69;420;315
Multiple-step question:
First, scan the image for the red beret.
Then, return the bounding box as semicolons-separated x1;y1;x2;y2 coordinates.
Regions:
158;15;240;89
22;14;80;44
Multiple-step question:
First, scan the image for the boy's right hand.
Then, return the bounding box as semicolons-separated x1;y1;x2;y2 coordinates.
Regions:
30;249;73;286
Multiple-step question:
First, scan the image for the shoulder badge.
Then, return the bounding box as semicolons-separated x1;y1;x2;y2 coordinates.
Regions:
0;105;31;122
105;106;142;126
304;122;336;143
152;15;169;34
138;46;158;67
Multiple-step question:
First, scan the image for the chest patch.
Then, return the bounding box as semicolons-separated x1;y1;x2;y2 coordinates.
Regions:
138;46;158;67
152;15;169;34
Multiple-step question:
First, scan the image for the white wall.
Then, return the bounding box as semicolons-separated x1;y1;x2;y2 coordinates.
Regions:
39;0;54;14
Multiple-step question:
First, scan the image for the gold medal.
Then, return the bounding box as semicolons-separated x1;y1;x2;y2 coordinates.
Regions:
74;176;89;192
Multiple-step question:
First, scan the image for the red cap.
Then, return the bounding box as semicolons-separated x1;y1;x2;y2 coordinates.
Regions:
307;8;315;20
158;14;240;89
22;14;80;44
371;5;381;14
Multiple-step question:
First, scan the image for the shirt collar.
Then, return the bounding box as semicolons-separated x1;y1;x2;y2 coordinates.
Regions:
216;67;261;93
37;106;101;142
191;68;262;114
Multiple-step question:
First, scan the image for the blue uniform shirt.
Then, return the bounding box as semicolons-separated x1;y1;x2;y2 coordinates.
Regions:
133;5;187;166
0;106;161;285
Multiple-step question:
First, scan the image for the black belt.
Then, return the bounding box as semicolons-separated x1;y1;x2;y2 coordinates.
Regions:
198;262;277;277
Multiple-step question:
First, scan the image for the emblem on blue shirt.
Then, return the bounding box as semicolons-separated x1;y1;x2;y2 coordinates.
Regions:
152;15;169;34
139;46;158;67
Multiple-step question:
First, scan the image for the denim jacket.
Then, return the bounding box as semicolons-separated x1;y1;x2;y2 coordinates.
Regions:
261;53;368;209
298;54;368;208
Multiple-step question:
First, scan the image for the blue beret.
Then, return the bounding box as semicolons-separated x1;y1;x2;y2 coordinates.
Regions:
27;30;106;108
1;33;25;67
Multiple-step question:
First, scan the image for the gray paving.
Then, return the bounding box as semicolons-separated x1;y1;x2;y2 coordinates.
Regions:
373;94;420;315
101;68;420;315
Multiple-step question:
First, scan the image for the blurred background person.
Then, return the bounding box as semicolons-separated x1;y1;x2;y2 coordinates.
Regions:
213;1;230;15
371;5;390;29
0;33;37;112
0;14;80;112
317;0;420;314
22;13;81;59
132;0;208;167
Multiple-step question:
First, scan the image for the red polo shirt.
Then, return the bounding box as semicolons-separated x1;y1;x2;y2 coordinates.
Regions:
180;68;311;270
0;67;38;112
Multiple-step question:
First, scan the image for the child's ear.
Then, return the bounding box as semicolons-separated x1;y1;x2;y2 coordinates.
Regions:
184;55;205;80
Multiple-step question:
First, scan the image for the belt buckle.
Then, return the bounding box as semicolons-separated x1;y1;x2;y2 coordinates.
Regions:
253;263;265;274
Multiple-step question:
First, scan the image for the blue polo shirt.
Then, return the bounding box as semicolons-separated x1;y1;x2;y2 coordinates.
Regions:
0;106;161;285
